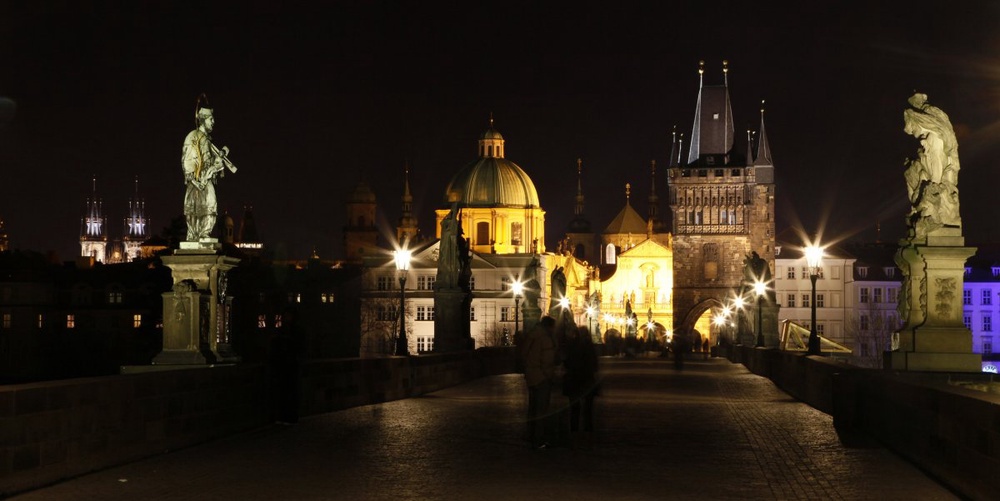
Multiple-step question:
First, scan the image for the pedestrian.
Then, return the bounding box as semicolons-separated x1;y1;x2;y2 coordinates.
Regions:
703;337;710;359
523;315;557;449
563;325;599;449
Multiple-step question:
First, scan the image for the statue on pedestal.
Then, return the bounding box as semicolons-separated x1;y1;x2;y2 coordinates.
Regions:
182;95;237;241
902;92;961;241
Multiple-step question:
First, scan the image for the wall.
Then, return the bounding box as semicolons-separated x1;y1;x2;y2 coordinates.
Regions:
1;348;517;497
724;345;1000;501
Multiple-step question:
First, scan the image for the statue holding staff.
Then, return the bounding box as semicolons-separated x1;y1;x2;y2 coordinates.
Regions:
182;95;237;241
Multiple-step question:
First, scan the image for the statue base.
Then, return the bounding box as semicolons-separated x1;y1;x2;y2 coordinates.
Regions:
890;238;980;372
433;287;472;353
153;250;241;365
179;238;222;253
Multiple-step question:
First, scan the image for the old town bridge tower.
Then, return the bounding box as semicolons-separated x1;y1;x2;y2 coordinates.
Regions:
667;61;777;345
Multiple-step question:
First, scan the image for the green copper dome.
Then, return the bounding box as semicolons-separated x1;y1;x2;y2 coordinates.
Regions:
444;157;540;208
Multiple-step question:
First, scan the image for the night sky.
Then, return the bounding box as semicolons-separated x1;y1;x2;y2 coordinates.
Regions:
3;1;1000;261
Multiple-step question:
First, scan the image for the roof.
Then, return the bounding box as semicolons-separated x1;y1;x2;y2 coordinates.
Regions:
444;157;540;208
603;203;647;235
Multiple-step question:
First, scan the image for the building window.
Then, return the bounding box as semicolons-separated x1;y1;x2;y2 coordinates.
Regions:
983;315;992;332
501;277;511;291
884;267;896;279
258;314;266;328
860;314;869;331
417;306;435;321
816;294;825;308
2;313;10;329
873;288;883;303
993;267;1000;278
964;290;972;305
67;314;76;329
787;267;795;279
964;313;972;330
133;314;142;328
801;294;810;308
108;291;123;304
476;221;490;246
417;337;434;353
377;276;392;291
860;288;870;303
288;293;301;303
501;306;512;322
605;244;616;265
983;289;993;306
274;314;283;328
469;276;475;290
786;294;795;308
470;307;476;322
888;288;898;304
37;314;43;329
816;324;824;336
984;337;994;355
418;276;436;290
511;222;523;246
857;266;868;278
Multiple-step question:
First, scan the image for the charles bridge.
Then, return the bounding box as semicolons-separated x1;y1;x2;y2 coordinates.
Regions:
1;345;998;500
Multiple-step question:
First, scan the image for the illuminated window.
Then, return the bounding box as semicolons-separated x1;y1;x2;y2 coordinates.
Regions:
417;337;434;353
258;315;266;328
511;222;522;246
67;314;76;329
417;306;434;321
605;244;616;265
274;314;283;328
108;291;123;304
133;314;142;328
2;313;10;329
321;293;328;303
37;314;43;329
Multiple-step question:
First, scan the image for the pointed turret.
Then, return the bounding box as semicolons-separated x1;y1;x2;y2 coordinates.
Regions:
755;100;773;166
122;175;148;261
745;128;755;167
396;161;419;245
687;60;736;165
668;126;681;167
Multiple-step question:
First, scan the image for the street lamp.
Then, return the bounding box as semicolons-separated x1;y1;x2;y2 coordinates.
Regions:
754;280;767;347
585;306;595;335
805;244;824;355
394;249;412;356
512;278;524;337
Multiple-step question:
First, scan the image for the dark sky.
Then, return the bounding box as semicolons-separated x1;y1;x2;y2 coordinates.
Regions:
3;1;1000;261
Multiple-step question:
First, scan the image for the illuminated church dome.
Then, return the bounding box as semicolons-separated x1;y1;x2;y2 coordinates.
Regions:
444;122;540;208
436;119;546;254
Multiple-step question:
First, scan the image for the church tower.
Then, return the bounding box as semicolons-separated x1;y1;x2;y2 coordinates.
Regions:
80;175;107;263
667;61;777;344
564;158;597;261
396;162;419;246
122;176;147;262
344;178;379;263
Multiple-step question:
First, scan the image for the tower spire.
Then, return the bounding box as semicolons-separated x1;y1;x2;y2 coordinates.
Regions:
648;159;659;221
626;183;631;206
746;127;755;166
755;100;773;165
574;158;585;216
668;126;680;167
397;161;418;245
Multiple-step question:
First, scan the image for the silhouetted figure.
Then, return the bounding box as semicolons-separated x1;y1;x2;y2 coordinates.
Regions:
270;308;302;424
703;338;710;359
523;316;557;449
563;326;599;449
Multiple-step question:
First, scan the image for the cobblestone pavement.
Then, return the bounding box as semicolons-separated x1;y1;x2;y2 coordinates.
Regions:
12;358;960;501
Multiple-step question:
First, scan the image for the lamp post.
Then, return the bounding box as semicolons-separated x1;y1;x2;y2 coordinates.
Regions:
394;249;412;356
805;244;824;355
754;280;766;347
586;306;595;337
512;278;524;337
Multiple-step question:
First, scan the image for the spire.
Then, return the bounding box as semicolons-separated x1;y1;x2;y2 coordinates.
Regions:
397;161;419;245
755;100;773;165
574;158;585;216
626;183;632;206
687;60;735;164
668;126;680;167
745;128;755;166
648;160;659;221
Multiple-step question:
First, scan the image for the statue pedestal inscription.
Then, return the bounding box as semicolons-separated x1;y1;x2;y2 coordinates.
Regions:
887;234;980;372
153;244;241;365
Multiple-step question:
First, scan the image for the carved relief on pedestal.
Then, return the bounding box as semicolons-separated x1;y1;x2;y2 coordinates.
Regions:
935;277;956;319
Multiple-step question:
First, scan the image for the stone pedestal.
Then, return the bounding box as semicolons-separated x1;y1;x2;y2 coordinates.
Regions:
433;288;472;353
761;303;781;348
153;241;241;365
887;232;981;372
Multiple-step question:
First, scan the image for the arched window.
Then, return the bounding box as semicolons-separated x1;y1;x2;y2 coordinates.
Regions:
476;221;490;245
605;243;616;265
511;222;523;246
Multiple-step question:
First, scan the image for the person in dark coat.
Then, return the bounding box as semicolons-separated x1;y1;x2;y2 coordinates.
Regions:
562;325;599;448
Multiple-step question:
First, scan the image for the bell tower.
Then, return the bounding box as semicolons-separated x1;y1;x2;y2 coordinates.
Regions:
343;178;379;263
80;175;108;263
